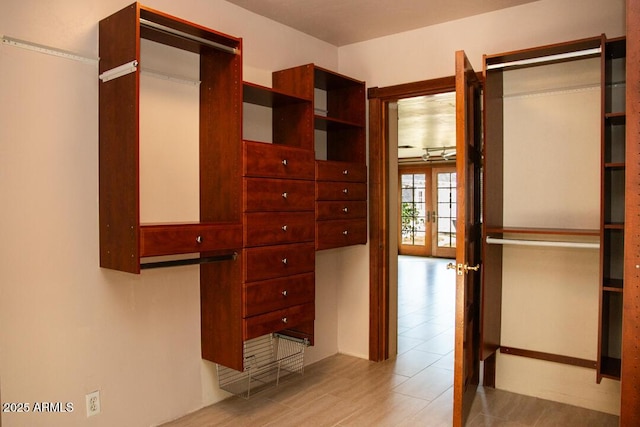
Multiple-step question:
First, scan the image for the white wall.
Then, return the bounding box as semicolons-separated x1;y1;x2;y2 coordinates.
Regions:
0;0;627;425
337;0;625;415
0;1;340;426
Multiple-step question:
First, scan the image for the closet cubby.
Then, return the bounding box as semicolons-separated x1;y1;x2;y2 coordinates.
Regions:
98;2;243;273
598;36;626;382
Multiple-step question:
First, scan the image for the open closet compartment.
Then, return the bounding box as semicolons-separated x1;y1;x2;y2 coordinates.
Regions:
481;36;615;398
216;333;308;398
98;2;243;273
598;36;626;382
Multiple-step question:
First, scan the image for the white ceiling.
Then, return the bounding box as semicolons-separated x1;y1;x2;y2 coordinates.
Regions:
226;0;538;47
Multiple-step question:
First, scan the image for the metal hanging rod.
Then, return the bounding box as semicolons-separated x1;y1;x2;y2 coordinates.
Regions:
141;68;200;86
139;18;240;56
486;236;600;249
140;252;238;270
1;35;97;64
486;47;602;71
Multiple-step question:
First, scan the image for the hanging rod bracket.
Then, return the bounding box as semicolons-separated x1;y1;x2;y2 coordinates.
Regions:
99;60;138;83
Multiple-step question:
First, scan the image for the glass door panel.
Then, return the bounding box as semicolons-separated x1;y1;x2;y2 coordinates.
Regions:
433;168;457;258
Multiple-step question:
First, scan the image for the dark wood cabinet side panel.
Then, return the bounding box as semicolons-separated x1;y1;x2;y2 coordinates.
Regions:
98;3;138;73
99;73;139;273
621;0;640;421
201;257;244;371
200;46;243;223
483;70;504;229
272;64;315;100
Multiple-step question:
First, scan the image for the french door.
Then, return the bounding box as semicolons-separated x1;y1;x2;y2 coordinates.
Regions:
399;165;457;258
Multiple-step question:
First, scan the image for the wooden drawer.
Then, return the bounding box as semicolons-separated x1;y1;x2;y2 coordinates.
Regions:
244;140;315;180
316;219;367;250
316;181;367;201
140;223;242;257
245;212;315;246
243;273;315;317
244;302;315;341
316;201;367;221
244;242;315;282
244;178;314;212
316;160;367;182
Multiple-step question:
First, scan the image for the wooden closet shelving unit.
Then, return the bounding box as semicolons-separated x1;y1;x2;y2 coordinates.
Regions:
273;65;368;250
98;2;243;274
99;5;368;373
481;35;606;376
597;36;626;382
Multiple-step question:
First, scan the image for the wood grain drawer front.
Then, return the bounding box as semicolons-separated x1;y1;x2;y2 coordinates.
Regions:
316;181;367;201
244;302;315;341
316;160;367;183
316;219;367;250
244;243;315;282
140;223;242;257
244;178;315;212
243;273;315;317
244;141;315;180
316;201;367;221
245;212;315;246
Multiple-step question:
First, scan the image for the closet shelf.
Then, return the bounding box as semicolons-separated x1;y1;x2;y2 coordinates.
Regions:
243;82;311;107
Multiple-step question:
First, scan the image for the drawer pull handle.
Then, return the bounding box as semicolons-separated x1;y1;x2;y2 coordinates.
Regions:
282;258;288;265
282;159;288;166
343;230;349;236
196;235;203;244
282;225;288;232
282;317;288;324
343;169;349;175
282;290;288;297
282;192;288;199
343;207;349;213
343;188;348;194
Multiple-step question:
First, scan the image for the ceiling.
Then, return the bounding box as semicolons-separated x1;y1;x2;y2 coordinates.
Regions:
397;92;456;160
227;0;538;160
226;0;538;47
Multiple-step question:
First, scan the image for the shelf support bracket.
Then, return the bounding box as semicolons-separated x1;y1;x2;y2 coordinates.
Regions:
99;60;138;83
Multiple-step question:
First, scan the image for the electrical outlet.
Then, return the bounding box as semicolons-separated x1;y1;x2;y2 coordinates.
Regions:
86;390;101;417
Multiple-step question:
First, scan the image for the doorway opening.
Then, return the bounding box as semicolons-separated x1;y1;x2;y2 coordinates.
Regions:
368;76;458;363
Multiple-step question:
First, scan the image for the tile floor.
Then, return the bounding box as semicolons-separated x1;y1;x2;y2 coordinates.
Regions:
163;256;619;426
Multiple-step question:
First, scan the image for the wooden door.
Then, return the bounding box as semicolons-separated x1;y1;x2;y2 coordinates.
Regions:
452;50;482;427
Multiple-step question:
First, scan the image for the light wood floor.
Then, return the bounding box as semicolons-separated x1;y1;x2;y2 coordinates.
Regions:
163;257;619;426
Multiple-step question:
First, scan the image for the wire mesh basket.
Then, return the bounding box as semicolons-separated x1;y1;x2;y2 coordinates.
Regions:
217;333;308;398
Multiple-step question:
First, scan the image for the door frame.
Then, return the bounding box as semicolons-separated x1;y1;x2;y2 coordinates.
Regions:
368;76;457;362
